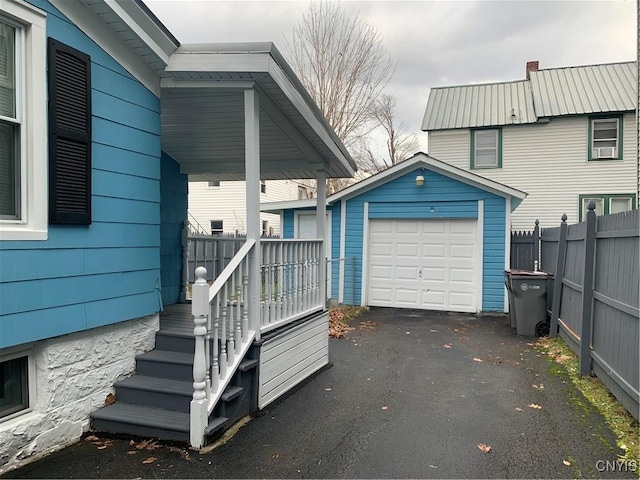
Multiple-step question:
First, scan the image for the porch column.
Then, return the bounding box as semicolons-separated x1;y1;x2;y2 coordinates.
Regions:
245;88;261;340
316;169;327;307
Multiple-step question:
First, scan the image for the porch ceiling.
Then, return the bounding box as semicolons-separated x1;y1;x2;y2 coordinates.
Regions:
161;44;357;181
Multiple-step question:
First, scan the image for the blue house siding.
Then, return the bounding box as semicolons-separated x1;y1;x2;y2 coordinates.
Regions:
0;1;163;349
281;166;510;312
160;153;188;306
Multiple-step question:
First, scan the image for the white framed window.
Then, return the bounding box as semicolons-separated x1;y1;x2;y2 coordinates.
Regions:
210;220;223;235
0;1;47;240
590;117;622;160
0;346;34;422
471;129;501;169
261;220;268;237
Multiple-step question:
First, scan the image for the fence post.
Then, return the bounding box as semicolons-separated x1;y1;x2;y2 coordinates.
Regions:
579;201;597;376
549;214;568;338
180;221;190;303
533;219;540;270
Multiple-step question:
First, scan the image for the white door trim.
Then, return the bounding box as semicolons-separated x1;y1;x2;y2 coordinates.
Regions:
360;202;370;306
504;197;511;313
339;199;347;303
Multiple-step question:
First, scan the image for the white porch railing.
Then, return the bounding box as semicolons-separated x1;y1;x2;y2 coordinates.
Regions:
260;239;324;333
189;237;325;447
190;239;256;448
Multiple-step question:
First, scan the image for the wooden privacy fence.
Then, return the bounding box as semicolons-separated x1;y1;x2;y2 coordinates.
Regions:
535;205;639;419
511;220;540;270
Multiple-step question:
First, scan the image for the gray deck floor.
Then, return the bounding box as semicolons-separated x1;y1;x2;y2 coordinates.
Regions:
159;303;194;337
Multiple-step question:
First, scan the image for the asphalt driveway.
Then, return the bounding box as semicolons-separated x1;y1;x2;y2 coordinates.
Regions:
3;308;632;479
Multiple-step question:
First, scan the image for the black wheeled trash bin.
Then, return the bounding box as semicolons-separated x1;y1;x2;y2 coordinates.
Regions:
509;270;550;336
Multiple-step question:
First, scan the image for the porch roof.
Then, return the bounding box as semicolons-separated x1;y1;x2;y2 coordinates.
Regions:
73;0;357;181
161;43;357;181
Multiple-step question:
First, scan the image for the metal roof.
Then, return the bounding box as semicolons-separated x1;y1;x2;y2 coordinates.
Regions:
422;80;537;130
422;61;637;131
529;62;637;117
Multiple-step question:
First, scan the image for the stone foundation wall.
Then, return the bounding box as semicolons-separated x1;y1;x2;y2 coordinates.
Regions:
0;314;159;474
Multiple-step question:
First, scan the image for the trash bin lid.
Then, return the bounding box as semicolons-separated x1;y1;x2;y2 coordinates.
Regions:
509;269;550;277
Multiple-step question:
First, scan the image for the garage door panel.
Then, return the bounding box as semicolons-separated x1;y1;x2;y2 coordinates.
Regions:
370;265;393;279
422;244;446;259
368;219;478;312
450;268;474;283
450;244;474;259
422;267;445;281
396;243;419;257
397;222;419;234
370;242;393;257
396;266;419;281
449;292;475;309
395;289;419;304
369;287;392;303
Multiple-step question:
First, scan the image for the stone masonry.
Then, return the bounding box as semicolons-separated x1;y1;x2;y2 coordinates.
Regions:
0;314;159;474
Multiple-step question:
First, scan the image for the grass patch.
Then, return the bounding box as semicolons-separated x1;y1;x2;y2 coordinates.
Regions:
536;336;639;469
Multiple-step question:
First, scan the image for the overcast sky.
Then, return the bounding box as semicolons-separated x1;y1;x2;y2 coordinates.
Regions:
145;0;637;155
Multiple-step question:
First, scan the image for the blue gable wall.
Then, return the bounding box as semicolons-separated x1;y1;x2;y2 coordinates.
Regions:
282;167;508;311
0;1;164;349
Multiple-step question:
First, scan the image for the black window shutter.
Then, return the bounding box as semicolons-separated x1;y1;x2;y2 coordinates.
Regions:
48;38;92;225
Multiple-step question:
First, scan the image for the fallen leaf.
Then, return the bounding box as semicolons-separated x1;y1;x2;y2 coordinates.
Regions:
127;451;138;455
473;357;483;362
142;456;156;465
324;387;332;391
477;443;492;453
85;435;100;442
528;403;542;410
405;332;411;335
168;446;190;461
381;405;388;410
97;445;108;450
515;407;523;412
104;393;116;406
430;329;438;333
443;343;453;349
562;460;571;466
272;453;279;459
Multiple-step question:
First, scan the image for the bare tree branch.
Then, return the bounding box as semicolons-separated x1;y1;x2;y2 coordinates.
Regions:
286;1;394;192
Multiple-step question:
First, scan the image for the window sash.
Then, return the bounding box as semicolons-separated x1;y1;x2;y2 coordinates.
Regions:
0;355;29;419
473;130;498;168
591;118;619;151
210;220;223;234
610;197;631;214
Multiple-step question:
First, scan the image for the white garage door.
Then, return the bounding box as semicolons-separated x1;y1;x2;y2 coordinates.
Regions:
367;219;479;312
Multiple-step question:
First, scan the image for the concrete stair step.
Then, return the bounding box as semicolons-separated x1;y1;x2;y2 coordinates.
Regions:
115;376;192;413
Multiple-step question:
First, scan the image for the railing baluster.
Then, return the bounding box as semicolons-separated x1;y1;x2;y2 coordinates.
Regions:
235;269;242;355
242;258;249;337
276;242;284;323
211;295;219;392
220;283;228;379
190;266;209;449
226;281;235;364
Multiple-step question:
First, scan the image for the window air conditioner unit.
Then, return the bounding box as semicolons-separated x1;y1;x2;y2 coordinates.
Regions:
593;147;616;159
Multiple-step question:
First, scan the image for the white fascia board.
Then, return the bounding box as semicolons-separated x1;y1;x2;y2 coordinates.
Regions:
165;50;271;73
49;0;161;96
327;153;528;205
260;199;316;213
107;0;176;63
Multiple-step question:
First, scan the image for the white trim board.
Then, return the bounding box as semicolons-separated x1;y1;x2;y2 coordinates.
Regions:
476;200;484;313
360;202;369;306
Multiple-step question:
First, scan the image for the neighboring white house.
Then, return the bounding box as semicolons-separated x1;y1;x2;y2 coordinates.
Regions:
189;179;316;235
422;61;638;230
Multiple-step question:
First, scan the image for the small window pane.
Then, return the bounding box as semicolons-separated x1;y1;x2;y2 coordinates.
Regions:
475;130;497;148
475;150;497;167
0;21;16;119
610;197;631;214
0;356;29;419
0;121;18;218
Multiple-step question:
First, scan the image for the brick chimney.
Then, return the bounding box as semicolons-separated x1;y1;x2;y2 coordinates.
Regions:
526;60;539;80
